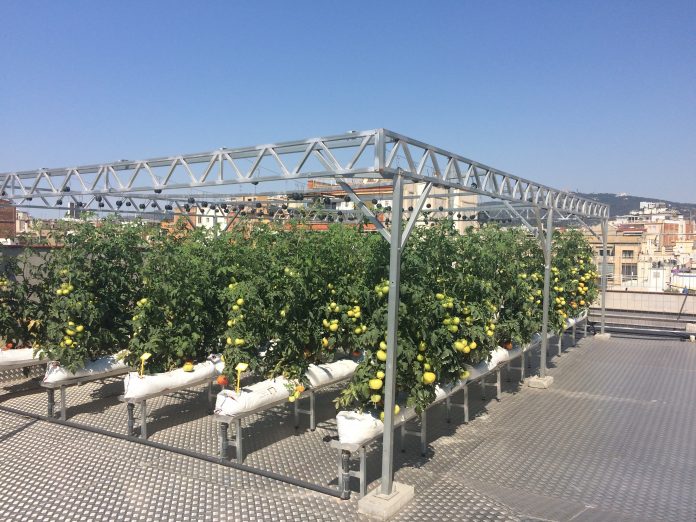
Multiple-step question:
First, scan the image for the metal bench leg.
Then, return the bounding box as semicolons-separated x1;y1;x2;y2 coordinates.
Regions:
293;395;299;429
339;450;351;499
557;334;563;356
495;368;501;401
47;388;55;418
359;447;367;498
309;390;316;431
235;417;243;463
520;352;526;383
400;422;406;453
464;385;469;423
140;400;148;439
445;395;451;423
219;422;229;459
126;403;135;436
420;410;427;456
207;381;214;413
572;324;577;346
59;386;67;421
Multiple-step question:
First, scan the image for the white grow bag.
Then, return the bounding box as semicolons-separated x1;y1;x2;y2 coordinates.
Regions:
305;359;357;387
565;310;588;329
215;359;358;418
0;348;43;364
336;402;417;445
215;376;290;417
123;354;224;401
43;353;128;384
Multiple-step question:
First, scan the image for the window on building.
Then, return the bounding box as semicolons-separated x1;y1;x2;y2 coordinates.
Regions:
621;263;638;282
599;262;614;281
598;246;615;257
622;249;634;259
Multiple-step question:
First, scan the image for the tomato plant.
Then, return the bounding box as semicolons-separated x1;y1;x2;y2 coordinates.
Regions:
221;221;387;385
549;229;599;333
126;223;237;374
38;219;147;371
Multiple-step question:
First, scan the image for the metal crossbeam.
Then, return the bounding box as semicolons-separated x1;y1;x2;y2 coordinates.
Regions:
0;129;608;219
381;130;607;219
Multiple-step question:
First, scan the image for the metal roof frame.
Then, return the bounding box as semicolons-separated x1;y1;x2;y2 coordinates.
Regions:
0;129;608;220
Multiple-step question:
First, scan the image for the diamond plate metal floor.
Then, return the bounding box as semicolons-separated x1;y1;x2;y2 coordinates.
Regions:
1;335;694;521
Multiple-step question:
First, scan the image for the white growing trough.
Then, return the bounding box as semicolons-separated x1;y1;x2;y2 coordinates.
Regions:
0;348;46;373
214;358;358;463
40;353;131;420
120;354;225;439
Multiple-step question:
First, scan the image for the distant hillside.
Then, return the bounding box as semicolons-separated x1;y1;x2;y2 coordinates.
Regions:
573;192;696;218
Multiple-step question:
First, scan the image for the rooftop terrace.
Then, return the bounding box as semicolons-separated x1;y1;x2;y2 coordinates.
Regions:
1;334;694;521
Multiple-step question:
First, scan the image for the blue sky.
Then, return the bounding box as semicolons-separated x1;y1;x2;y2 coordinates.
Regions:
1;1;694;202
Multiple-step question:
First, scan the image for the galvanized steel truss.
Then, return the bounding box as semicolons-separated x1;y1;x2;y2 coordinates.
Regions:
0;129;607;220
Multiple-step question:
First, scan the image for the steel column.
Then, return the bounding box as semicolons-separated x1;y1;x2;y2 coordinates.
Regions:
600;219;609;334
539;210;554;377
380;170;404;496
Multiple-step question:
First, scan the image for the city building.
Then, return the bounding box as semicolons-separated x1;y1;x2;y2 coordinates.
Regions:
585;201;696;291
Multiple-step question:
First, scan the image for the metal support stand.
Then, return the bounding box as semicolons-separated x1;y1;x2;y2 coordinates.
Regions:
207;381;214;414
443;385;469;423
337;447;367;499
235;417;243;463
420;412;427;456
538;209;554;378
215;418;243;463
47;388;55;418
339;450;351;499
59;386;67;421
380;169;404;497
572;324;577;346
126;403;135;436
520;351;526;382
219;422;229;459
480;370;502;402
140;401;147;439
293;390;317;431
557;333;563;357
140;400;148;439
600;219;609;335
464;385;469;423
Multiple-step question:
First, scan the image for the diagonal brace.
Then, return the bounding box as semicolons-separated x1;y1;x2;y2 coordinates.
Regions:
401;182;433;249
337;180;390;242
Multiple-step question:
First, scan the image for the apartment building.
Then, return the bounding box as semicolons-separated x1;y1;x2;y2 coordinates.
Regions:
586;202;696;291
